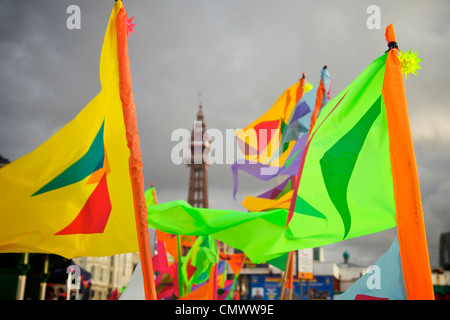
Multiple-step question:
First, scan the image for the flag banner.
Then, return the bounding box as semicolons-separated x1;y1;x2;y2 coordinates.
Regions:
337;237;407;300
148;27;434;301
288;24;433;299
181;235;219;293
232;68;331;200
288;52;395;235
235;81;303;164
148;49;396;263
0;1;141;258
178;265;216;300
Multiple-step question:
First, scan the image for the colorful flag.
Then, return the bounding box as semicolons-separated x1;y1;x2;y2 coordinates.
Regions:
148;25;434;300
148;199;301;263
241;175;295;213
145;183;158;207
178;265;216;300
337;237;406;300
219;253;246;300
232;67;330;200
235;79;304;164
181;235;219;293
287;24;433;299
0;1;141;259
148;40;395;263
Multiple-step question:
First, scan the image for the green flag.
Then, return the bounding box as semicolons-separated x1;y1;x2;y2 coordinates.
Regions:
148;200;291;263
148;26;435;300
182;235;218;292
288;53;396;239
148;53;398;263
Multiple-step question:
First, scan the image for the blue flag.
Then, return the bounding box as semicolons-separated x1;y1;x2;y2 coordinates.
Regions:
337;237;407;300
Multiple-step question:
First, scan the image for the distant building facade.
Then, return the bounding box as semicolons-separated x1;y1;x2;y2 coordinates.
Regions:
73;253;139;300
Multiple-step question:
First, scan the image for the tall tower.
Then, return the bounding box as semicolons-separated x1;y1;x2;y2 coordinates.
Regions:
187;103;210;208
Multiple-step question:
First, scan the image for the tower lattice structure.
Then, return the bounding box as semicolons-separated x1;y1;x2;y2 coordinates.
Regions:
187;103;210;208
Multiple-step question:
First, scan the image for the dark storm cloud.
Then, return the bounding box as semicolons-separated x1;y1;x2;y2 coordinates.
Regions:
0;0;449;268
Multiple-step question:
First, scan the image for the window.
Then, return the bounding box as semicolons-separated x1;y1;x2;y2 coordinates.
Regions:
90;266;95;280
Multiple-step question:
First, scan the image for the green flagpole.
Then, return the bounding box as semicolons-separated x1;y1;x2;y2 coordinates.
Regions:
177;235;184;298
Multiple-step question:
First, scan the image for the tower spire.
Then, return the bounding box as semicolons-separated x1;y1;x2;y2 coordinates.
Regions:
187;100;210;208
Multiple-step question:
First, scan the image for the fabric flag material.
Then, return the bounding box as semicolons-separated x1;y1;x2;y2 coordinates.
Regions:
232;68;330;199
242;174;294;213
231;78;306;199
148;42;395;263
178;265;216;300
337;237;406;300
219;253;246;300
119;228;158;300
148;199;314;263
0;1;142;259
181;235;219;293
148;27;434;301
287;24;433;299
235;80;304;164
145;185;195;263
152;239;177;300
145;184;158;207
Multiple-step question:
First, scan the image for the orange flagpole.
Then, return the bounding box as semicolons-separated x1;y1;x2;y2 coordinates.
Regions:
287;71;327;226
279;251;291;300
116;2;157;300
286;251;294;300
151;182;158;204
383;24;434;300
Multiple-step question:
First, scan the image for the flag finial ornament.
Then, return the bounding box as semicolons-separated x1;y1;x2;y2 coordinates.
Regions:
303;82;313;93
126;15;136;38
399;48;423;79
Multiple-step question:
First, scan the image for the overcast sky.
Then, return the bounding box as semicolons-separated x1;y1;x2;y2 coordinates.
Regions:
0;0;449;269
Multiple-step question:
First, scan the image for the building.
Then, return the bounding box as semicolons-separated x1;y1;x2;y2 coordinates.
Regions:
432;232;450;299
235;247;366;300
335;251;367;294
72;253;139;300
0;154;10;169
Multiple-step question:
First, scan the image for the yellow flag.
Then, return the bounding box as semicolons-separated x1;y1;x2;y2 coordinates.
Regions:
0;1;140;258
235;81;301;167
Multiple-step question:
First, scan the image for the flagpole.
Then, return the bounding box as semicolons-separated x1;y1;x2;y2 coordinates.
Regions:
39;254;49;300
177;234;184;298
66;267;72;300
16;253;29;300
116;4;156;300
286;251;294;300
212;261;218;300
287;69;327;227
383;24;434;300
279;252;291;300
212;240;221;300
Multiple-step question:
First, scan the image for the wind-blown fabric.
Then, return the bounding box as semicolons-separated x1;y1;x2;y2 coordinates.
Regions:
148;25;434;300
232;68;331;200
0;1;141;258
218;253;246;300
286;25;433;299
338;237;407;300
242;176;294;212
235;81;304;164
181;235;219;293
148;50;398;263
231;79;305;199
